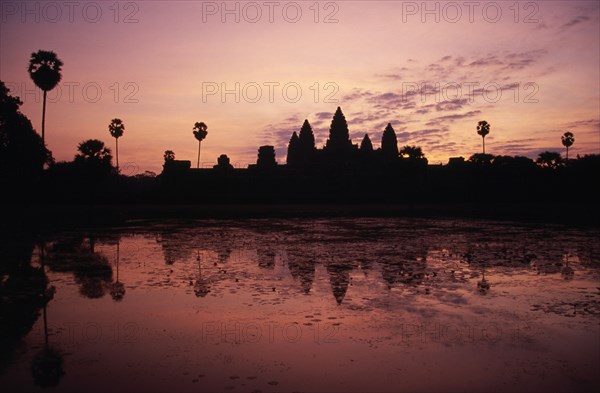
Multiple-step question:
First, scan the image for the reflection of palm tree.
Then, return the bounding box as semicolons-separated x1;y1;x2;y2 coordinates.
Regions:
31;284;64;388
110;240;126;301
561;253;574;279
477;269;490;293
28;50;63;147
194;250;210;297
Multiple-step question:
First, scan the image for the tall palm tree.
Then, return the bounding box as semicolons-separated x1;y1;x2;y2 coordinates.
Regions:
476;120;490;155
108;118;125;172
561;131;575;161
27;50;63;146
193;122;208;168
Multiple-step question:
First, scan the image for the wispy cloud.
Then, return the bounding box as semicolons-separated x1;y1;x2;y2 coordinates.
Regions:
561;15;591;29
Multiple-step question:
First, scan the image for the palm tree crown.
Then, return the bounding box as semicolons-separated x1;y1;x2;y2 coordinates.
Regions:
561;131;575;161
477;120;490;154
108;118;125;139
477;120;490;138
28;50;63;92
193;122;208;142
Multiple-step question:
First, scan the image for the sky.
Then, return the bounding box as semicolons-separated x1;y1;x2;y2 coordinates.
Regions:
1;0;599;173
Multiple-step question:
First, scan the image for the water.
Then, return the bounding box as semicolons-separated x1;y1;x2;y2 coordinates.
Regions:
1;218;599;392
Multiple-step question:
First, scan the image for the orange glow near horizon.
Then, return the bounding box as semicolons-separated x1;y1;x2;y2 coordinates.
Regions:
1;1;599;174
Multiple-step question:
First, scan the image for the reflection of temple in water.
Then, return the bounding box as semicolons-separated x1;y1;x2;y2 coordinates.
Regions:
147;224;596;305
326;263;352;305
257;248;276;269
286;253;316;294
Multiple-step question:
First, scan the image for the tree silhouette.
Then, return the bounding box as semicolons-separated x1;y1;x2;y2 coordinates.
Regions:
74;139;113;178
476;120;490;154
400;145;425;160
561;131;575;161
381;123;399;159
27;50;63;147
76;139;112;162
164;150;175;162
0;81;52;186
468;153;494;166
108;118;125;172
536;151;562;169
193;122;208;168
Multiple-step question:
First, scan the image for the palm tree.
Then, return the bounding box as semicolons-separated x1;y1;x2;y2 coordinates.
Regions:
192;122;208;168
476;120;490;154
27;50;63;146
561;131;575;161
108;118;125;172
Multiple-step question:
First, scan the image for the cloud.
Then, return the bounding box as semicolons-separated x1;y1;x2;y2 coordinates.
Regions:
374;73;404;80
561;15;590;29
341;88;374;102
396;128;449;143
469;56;503;67
314;112;334;120
564;118;600;129
502;50;547;70
426;111;482;126
435;99;468;112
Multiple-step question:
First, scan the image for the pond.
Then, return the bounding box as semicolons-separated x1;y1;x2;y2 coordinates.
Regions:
1;218;599;392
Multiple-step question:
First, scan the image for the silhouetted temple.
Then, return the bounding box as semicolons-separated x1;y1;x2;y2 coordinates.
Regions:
286;107;414;169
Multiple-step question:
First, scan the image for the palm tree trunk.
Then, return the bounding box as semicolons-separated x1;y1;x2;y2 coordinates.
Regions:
566;146;569;162
482;137;486;155
116;137;119;172
197;140;201;168
41;90;47;145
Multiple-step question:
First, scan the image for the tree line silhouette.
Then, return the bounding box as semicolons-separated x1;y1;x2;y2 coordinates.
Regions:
1;50;599;220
